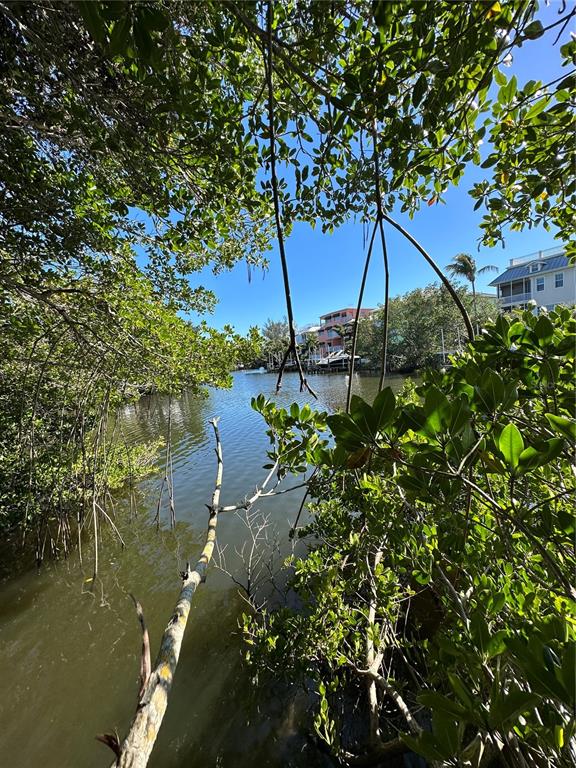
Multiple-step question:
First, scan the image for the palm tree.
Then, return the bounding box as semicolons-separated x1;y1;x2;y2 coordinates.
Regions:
299;332;319;366
446;253;498;332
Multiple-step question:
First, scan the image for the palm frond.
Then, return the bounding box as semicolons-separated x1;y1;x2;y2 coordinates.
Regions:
446;252;475;282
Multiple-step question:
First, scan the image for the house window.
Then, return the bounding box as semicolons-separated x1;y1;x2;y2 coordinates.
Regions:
530;263;540;273
555;272;564;288
536;277;544;292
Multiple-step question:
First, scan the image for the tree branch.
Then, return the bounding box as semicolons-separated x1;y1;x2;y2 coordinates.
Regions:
263;1;316;398
129;594;151;702
108;418;223;768
381;213;474;339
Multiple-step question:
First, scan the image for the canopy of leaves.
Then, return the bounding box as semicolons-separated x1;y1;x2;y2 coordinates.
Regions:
55;1;575;249
0;1;268;544
1;0;573;557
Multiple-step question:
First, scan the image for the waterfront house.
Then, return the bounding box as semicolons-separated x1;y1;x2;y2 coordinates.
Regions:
489;247;574;312
317;307;374;356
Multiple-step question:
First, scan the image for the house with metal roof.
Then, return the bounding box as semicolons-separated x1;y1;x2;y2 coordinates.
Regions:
489;247;574;312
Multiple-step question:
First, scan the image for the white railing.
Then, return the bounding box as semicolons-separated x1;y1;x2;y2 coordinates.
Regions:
500;292;532;305
509;247;564;266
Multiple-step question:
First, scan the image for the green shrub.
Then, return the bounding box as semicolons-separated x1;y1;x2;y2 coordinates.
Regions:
245;307;575;767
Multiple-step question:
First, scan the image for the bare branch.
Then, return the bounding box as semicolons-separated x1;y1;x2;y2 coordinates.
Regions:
129;594;151;702
108;418;223;768
218;460;280;512
365;549;384;746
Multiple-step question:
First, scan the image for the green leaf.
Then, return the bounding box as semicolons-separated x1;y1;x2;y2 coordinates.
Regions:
433;710;461;757
475;369;505;413
505;637;570;702
418;691;466;718
447;673;475;709
449;394;472;434
77;1;107;43
470;612;491;655
107;14;133;56
544;437;565;461
349;396;377;441
494;69;507;86
525;97;550;122
517;446;546;472
557;508;575;534
401;733;446;762
524;20;544;39
486;630;508;658
371;387;396;431
133;16;153;63
489;686;540;728
534;314;554;345
489;592;507;614
412;74;427;107
326;413;366;451
499;423;524;469
545;414;576;441
420;386;451;436
480;154;498;169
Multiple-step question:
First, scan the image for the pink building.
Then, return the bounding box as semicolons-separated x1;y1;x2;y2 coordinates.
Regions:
317;307;374;356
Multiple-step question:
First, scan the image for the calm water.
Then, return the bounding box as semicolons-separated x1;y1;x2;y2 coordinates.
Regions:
0;372;409;768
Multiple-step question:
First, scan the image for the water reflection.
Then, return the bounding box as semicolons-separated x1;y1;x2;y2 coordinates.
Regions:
0;372;409;768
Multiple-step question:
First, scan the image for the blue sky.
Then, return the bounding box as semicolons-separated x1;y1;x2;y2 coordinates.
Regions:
194;2;572;335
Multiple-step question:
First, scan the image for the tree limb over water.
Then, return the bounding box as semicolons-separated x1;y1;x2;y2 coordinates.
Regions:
105;418;223;768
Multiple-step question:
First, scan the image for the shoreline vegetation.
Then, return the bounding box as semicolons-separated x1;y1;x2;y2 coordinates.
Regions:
0;2;574;767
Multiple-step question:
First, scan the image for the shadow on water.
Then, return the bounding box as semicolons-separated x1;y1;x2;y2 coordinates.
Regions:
0;372;410;768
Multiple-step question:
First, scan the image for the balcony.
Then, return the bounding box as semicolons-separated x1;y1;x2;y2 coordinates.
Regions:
500;292;532;306
318;330;342;342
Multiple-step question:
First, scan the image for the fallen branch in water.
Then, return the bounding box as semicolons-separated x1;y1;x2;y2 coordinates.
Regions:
129;594;151;702
218;459;280;512
102;417;223;768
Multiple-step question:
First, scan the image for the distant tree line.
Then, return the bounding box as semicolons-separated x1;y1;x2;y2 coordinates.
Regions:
355;283;497;372
245;284;496;373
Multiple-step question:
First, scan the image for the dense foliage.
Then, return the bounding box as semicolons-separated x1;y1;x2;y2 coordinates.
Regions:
37;1;575;245
356;284;497;371
0;1;265;550
246;307;575;766
0;280;256;552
